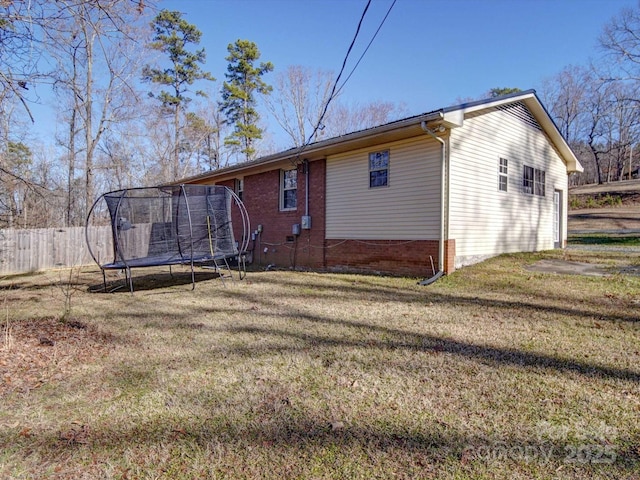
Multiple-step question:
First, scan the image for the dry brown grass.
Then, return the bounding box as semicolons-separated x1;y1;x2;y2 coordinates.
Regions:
1;254;639;479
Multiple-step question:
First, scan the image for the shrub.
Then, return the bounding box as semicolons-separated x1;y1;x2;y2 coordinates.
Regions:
585;197;598;208
601;194;622;207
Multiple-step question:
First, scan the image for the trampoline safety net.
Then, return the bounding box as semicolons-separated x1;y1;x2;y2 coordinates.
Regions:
86;184;250;292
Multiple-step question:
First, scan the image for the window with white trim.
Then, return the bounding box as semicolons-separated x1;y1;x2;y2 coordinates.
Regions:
535;169;546;196
369;150;389;188
235;178;243;201
498;157;508;192
523;165;545;196
280;168;297;210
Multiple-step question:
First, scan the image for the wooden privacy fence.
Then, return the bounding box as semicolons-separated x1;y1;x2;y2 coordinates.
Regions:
0;226;113;275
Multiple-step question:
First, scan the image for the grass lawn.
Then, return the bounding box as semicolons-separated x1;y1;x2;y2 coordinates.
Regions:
1;250;639;479
568;233;640;247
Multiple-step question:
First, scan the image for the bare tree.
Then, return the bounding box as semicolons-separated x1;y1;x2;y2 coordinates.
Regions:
46;0;153;224
541;65;592;145
0;1;49;122
321;100;408;139
265;65;334;147
600;5;640;82
266;65;407;149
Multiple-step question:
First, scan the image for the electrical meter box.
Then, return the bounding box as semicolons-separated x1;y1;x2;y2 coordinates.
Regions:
292;223;301;236
301;215;312;230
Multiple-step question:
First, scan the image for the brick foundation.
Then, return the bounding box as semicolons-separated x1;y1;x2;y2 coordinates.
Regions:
325;239;445;277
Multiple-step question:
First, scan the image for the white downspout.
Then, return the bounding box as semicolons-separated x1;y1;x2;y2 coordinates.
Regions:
419;121;446;285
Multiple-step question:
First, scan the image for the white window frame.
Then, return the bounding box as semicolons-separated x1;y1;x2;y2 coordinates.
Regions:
280;168;297;211
498;157;508;192
535;169;546;196
369;150;389;188
523;164;545;197
235;178;244;201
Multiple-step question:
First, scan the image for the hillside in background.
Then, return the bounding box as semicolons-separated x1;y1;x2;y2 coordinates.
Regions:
570;179;640;207
569;179;640;232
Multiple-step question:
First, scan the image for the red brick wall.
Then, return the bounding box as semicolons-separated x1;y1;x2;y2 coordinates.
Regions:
444;239;456;274
324;239;441;277
238;160;327;270
189;161;459;277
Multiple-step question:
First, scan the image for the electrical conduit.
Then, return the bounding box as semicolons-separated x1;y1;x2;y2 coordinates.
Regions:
419;121;446;286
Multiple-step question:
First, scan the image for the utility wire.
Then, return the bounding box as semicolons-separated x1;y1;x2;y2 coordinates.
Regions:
292;0;373;163
335;0;397;97
304;0;372;143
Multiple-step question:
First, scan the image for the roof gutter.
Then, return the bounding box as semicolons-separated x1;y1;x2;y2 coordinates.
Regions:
419;121;446;286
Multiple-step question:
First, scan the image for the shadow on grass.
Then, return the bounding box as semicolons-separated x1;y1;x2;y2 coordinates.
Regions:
223;320;640;384
1;407;636;476
88;270;224;293
111;278;640;383
251;272;640;324
568;235;640;246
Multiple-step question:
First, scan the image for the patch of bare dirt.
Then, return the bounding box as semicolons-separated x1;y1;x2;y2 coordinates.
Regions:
0;317;114;397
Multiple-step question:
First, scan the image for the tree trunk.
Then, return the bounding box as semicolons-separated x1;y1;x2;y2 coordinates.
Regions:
67;106;76;226
84;24;94;220
174;103;180;180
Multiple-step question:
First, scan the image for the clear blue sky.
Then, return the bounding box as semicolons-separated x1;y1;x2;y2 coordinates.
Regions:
25;0;637;151
162;0;635;111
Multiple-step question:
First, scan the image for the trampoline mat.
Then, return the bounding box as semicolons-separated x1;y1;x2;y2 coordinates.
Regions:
101;252;237;270
102;254;211;269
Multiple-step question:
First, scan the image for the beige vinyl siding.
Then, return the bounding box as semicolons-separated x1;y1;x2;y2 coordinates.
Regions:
448;107;568;260
326;136;441;240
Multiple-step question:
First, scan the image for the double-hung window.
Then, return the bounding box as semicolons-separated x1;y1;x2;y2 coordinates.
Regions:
523;165;545;196
369;150;389;188
534;169;546;196
235;178;244;201
498;157;508;192
280;168;297;210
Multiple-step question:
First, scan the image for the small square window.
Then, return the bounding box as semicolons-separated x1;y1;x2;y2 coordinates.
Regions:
280;168;297;210
369;150;389;188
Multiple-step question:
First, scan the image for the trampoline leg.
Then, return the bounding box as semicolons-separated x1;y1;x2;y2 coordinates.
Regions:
238;253;246;280
126;267;134;294
190;263;195;291
224;258;234;282
102;269;107;293
214;260;226;287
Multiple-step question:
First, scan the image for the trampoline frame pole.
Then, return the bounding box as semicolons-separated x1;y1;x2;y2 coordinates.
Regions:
181;185;196;290
113;189;134;293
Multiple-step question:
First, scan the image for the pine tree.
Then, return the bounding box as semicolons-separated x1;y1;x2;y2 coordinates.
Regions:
142;9;214;180
220;39;273;162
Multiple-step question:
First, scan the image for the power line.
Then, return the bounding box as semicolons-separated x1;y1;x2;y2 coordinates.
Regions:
292;0;373;162
335;0;397;97
292;0;397;165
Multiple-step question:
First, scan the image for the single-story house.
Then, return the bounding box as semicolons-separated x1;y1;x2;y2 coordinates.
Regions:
181;90;583;279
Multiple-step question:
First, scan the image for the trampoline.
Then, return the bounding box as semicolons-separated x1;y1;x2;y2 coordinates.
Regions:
86;184;250;292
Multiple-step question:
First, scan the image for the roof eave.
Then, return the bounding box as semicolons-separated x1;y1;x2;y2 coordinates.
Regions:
444;90;583;174
179;111;445;183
